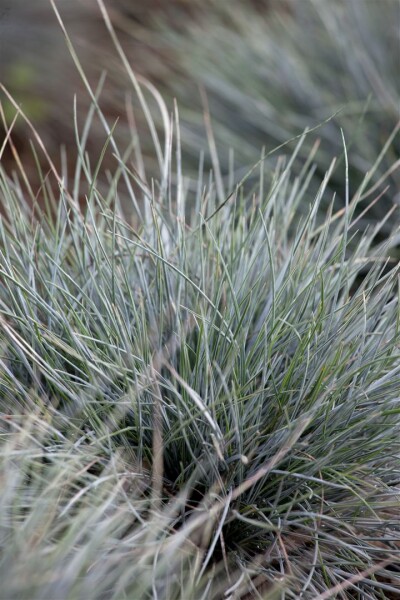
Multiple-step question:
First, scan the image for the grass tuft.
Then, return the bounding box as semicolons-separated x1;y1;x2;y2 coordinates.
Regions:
0;3;399;598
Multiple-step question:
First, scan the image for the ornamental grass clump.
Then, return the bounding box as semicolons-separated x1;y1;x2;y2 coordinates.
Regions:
0;7;400;600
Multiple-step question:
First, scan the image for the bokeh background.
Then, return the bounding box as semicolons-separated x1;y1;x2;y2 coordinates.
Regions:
1;0;399;229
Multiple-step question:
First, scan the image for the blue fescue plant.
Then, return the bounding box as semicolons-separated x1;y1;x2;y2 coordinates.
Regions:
0;2;399;599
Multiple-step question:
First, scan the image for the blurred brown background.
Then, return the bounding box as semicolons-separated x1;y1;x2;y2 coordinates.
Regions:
0;0;399;226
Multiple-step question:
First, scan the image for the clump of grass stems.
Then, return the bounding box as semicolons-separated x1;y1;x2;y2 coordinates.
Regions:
1;6;400;600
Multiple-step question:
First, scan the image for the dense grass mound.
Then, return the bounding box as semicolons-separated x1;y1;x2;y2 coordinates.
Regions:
1;115;399;600
1;4;400;599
